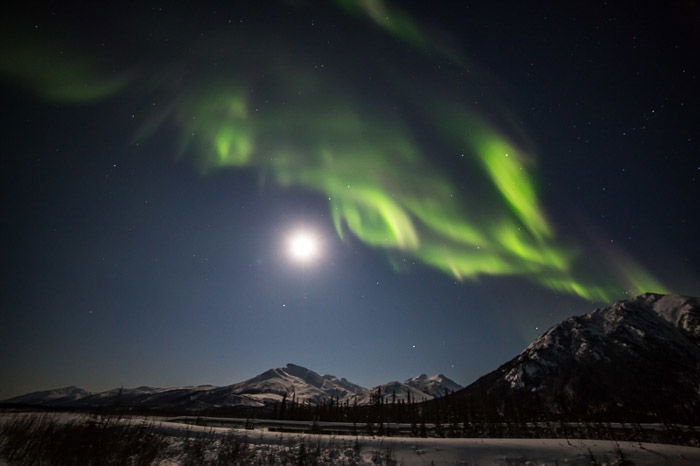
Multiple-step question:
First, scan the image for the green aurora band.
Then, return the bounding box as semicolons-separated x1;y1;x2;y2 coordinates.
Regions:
0;38;129;103
0;1;667;302
171;79;665;301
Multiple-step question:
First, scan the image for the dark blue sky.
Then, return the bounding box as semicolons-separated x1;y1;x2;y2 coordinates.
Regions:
2;1;699;398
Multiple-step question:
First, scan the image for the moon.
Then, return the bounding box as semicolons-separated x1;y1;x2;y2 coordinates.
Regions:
287;229;321;263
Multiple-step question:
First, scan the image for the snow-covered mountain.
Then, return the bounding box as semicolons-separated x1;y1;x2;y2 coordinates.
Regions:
186;364;369;408
451;293;700;421
3;386;90;406
2;363;459;409
2;384;219;408
406;374;462;398
361;381;432;404
359;374;463;404
77;385;219;408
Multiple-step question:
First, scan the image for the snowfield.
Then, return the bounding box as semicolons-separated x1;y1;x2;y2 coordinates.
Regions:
1;412;699;465
154;419;700;465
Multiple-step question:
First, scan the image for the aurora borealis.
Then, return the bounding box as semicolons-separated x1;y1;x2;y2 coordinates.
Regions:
2;1;698;397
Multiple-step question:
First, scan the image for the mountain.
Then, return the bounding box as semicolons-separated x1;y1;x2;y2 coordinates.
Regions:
362;381;432;404
75;385;220;409
2;384;221;409
406;374;463;398
3;386;90;406
187;363;370;408
2;363;458;410
362;374;463;404
450;293;700;422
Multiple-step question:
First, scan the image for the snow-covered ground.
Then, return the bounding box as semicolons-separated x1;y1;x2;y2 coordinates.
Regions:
152;418;700;465
2;412;699;465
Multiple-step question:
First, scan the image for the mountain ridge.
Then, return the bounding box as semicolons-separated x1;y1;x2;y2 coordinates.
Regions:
8;293;698;422
3;363;462;409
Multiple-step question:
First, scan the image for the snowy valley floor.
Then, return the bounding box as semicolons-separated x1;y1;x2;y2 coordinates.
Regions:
1;412;700;465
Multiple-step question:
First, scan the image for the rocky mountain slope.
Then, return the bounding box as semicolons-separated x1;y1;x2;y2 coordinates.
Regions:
450;293;700;422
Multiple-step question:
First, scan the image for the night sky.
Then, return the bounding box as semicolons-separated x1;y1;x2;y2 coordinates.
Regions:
2;1;699;399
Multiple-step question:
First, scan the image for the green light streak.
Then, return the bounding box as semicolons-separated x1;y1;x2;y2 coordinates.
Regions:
333;0;427;49
0;42;129;102
175;91;254;170
536;276;612;303
473;135;551;239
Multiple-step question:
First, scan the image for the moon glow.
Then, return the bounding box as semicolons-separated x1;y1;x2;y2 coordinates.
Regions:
287;230;321;263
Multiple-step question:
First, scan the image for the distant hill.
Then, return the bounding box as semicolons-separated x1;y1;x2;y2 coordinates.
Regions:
360;374;463;404
3;386;90;406
3;363;462;411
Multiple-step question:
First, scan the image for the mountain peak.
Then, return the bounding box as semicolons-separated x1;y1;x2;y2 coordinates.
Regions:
635;293;700;338
405;373;463;398
279;363;324;388
283;363;307;371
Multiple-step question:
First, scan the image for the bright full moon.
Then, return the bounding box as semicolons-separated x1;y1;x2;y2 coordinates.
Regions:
287;230;321;263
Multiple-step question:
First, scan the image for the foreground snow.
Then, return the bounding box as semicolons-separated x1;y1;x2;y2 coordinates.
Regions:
154;418;700;465
2;412;699;465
